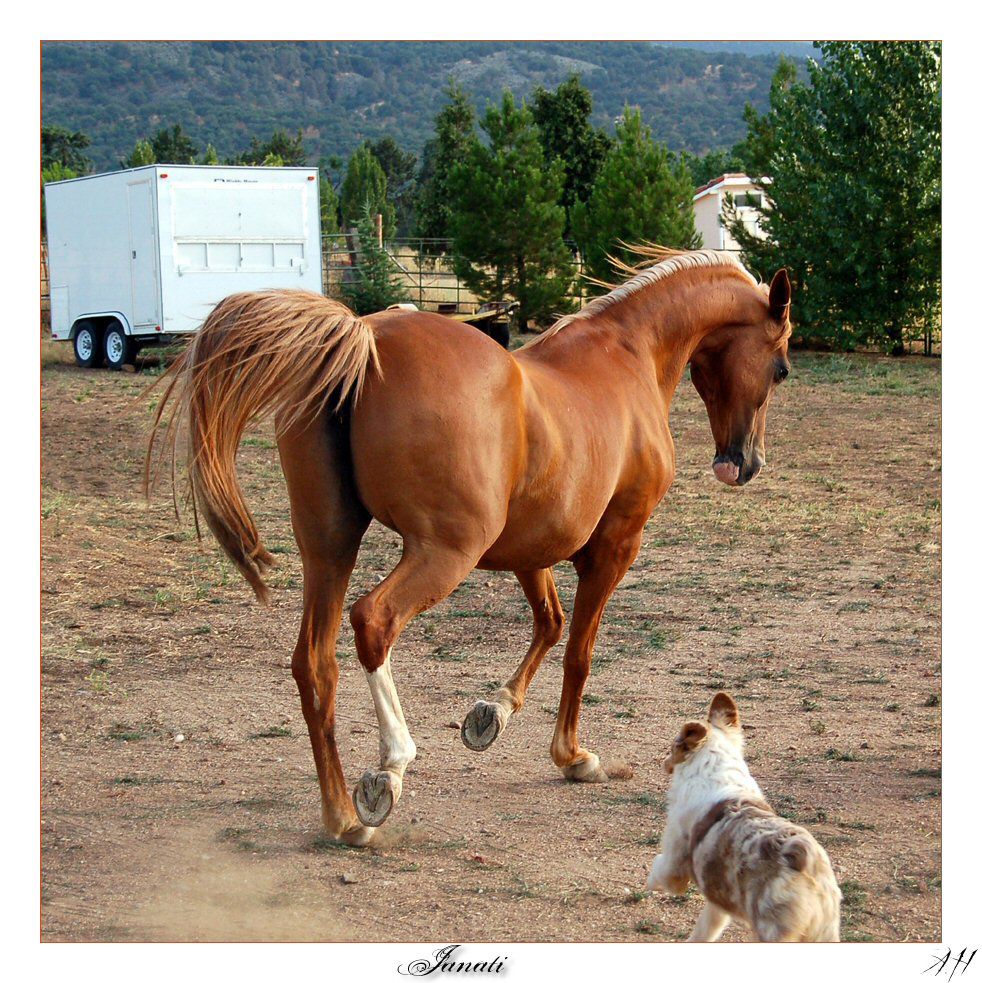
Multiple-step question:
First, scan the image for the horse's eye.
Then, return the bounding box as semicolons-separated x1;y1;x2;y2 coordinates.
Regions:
775;361;790;383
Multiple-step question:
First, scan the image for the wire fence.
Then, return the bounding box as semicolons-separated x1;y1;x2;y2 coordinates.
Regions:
323;233;588;318
323;234;480;314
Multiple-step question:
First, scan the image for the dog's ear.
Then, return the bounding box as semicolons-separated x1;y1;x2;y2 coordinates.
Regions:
668;721;708;772
676;721;708;753
709;692;740;730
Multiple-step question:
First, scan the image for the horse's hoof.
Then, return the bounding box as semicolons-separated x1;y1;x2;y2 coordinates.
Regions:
353;769;402;827
338;822;375;847
461;700;506;752
562;752;608;783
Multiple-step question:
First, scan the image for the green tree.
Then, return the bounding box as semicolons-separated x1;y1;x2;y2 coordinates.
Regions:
678;147;746;189
340;144;396;238
150;123;198;164
42;161;77;184
237;129;306;166
732;57;799;176
727;42;941;354
121;138;156;169
340;204;410;315
414;80;478;247
530;74;612;235
319;178;341;236
367;136;417;237
42;125;91;174
318;155;342;236
571;107;699;287
449;91;575;331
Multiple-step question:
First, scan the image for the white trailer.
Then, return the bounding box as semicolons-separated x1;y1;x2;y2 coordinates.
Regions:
44;164;323;368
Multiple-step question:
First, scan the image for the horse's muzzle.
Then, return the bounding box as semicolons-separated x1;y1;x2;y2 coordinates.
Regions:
713;450;763;486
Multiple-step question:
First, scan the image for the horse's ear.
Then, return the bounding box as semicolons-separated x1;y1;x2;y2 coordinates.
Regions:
768;269;791;321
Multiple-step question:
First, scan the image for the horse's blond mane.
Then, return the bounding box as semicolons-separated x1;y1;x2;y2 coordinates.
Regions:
525;246;758;348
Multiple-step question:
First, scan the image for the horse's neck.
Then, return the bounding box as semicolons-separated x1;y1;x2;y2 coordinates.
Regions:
536;273;745;405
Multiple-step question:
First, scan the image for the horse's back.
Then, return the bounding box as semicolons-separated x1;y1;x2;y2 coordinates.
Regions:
365;308;518;394
350;311;525;541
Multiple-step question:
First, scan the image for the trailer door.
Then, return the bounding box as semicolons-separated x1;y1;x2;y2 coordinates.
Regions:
127;179;160;331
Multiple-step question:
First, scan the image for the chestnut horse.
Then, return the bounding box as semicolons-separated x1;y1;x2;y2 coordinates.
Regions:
148;247;792;846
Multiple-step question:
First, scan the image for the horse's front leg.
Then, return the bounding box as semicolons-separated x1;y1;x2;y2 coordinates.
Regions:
550;526;643;783
461;567;565;752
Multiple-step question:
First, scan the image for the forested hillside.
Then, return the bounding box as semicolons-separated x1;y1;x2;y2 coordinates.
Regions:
41;41;809;170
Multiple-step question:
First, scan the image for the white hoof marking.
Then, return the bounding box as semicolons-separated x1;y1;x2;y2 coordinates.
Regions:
365;658;416;776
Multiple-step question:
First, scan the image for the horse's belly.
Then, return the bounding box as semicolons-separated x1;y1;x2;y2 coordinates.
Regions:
476;486;610;571
476;531;585;572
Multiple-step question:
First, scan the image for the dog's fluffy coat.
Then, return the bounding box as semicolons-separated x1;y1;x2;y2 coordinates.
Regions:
646;692;841;942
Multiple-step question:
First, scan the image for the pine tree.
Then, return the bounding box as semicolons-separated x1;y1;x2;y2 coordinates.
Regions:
449;91;575;331
150;124;197;164
414;80;478;248
319;178;341;236
340;144;396;239
530;74;612;235
367;136;417;237
340;204;409;315
237;129;306;166
571;108;699;289
121;139;156;169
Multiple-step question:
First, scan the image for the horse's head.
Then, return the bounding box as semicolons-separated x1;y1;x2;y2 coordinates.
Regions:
689;269;792;487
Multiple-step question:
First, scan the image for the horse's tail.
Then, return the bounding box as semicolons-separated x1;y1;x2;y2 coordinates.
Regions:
144;289;380;605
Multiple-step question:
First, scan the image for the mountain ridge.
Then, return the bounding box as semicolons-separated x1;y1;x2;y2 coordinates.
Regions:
41;41;806;171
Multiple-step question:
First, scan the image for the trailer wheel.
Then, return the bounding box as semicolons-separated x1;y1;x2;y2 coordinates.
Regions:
73;323;104;368
104;323;135;371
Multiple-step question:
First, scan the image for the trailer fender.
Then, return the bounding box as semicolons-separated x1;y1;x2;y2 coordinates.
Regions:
69;312;133;339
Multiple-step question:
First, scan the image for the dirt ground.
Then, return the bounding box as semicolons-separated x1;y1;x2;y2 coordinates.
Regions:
41;340;941;943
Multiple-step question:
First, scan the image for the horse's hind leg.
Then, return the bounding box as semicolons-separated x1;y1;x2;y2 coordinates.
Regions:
461;567;564;752
279;418;372;845
350;540;486;828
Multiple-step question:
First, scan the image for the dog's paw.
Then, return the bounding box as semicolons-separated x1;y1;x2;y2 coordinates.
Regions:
646;857;666;892
664;874;691;895
647;856;689;895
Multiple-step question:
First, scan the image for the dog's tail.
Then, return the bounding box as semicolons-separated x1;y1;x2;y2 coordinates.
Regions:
778;833;816;873
144;289;379;604
763;830;842;941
